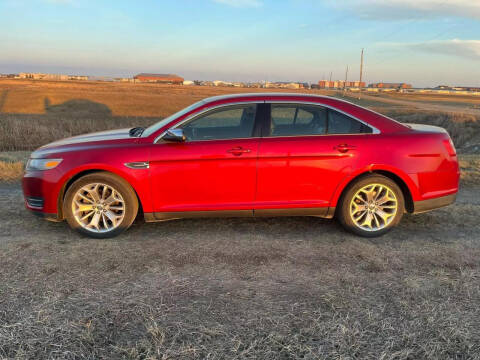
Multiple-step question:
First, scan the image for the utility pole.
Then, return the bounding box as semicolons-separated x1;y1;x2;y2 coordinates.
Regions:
359;48;364;99
343;65;349;97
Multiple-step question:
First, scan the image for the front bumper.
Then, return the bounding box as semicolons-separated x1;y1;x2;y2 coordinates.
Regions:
22;169;62;221
28;207;62;222
412;193;457;214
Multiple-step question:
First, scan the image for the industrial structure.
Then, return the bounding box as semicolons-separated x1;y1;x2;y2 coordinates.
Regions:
133;73;184;84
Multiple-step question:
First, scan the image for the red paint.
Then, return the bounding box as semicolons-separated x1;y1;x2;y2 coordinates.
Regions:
22;93;460;219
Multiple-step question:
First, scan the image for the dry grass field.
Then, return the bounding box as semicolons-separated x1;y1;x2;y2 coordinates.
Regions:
1;183;480;359
1;79;480;153
1;79;480;358
382;92;480;108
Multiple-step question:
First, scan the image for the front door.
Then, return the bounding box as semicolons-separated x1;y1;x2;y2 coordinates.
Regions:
149;103;260;216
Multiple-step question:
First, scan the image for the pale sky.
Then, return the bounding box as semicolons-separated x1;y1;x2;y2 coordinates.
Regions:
1;0;479;87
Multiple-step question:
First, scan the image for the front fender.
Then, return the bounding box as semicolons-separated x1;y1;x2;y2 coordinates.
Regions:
56;163;152;216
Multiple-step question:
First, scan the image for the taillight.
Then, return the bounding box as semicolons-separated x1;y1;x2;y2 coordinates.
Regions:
442;138;456;157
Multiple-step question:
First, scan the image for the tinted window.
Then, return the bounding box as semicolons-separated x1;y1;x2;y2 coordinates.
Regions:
328;110;372;134
269;105;327;136
181;104;257;141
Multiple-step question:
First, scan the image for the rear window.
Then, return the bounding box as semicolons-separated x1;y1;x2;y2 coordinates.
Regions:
327;110;372;134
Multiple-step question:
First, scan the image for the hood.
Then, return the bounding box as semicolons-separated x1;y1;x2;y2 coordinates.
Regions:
40;128;132;148
32;128;135;158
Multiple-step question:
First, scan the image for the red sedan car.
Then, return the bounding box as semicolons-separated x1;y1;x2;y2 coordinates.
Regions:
22;93;459;238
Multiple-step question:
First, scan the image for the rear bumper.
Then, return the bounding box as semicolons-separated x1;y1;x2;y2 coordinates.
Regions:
412;193;457;214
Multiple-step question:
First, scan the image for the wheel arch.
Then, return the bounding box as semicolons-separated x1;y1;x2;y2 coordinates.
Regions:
332;167;418;214
56;168;145;220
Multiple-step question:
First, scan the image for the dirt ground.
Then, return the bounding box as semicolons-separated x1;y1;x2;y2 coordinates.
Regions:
1;182;480;359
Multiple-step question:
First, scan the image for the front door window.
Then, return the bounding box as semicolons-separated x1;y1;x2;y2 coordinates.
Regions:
180;104;257;141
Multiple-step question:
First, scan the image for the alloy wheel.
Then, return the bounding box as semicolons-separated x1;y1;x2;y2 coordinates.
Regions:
349;183;398;232
71;183;126;233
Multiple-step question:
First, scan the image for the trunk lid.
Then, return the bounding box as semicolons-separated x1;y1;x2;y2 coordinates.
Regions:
405;123;448;134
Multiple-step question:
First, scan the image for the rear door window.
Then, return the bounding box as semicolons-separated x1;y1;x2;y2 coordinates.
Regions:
269;104;327;136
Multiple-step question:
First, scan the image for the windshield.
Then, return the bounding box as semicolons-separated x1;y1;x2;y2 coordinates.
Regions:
142;100;205;137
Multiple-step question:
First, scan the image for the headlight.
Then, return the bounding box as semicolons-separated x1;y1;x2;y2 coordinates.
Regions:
26;158;63;171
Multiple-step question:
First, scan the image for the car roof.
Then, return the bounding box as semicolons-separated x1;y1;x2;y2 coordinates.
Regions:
202;92;332;103
201;92;409;134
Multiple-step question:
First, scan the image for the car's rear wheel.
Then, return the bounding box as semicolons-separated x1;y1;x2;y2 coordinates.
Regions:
338;175;405;237
63;172;138;238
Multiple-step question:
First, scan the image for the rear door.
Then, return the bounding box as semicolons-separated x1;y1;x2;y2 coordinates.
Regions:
149;103;263;214
255;103;373;211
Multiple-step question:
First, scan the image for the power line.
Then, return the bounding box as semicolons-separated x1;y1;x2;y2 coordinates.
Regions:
359;49;364;99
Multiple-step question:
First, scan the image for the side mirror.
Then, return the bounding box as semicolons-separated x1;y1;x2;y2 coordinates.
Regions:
163;129;186;142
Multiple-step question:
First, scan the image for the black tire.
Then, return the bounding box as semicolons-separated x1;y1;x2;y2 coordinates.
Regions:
337;174;405;237
63;172;138;239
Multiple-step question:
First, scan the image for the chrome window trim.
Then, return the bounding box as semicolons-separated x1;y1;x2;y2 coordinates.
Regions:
266;100;381;135
153;101;264;144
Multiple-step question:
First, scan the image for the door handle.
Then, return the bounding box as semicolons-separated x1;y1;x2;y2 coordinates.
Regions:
227;147;251;156
334;144;356;153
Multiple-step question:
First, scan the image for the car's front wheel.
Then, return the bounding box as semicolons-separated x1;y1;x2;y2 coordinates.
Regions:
63;172;138;238
337;175;405;237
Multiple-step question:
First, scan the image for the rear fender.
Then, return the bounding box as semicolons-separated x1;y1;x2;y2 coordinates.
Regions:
329;164;422;208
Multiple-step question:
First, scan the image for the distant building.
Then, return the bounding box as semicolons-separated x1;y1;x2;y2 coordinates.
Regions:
16;73;88;81
68;75;89;81
443;86;480;92
19;73;69;81
89;76;115;82
183;80;195;86
133;73;184;84
318;80;365;89
369;83;412;89
265;82;303;89
213;80;233;87
115;77;135;83
285;82;301;89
